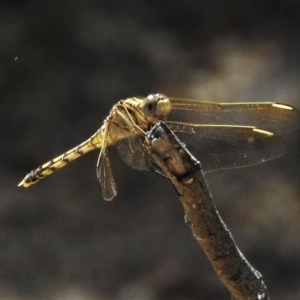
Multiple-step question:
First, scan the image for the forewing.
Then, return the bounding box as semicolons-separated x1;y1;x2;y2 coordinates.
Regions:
96;147;117;201
169;99;300;134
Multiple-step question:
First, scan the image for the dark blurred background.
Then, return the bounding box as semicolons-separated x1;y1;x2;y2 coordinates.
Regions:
2;1;300;299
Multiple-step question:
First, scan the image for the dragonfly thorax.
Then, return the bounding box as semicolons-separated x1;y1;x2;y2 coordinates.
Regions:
141;93;171;121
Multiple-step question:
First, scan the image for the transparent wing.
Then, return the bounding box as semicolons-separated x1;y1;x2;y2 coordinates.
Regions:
115;133;150;170
96;146;117;201
109;105;150;170
168;123;286;172
169;99;300;134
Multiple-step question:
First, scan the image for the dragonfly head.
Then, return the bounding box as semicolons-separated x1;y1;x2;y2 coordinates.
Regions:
141;94;171;121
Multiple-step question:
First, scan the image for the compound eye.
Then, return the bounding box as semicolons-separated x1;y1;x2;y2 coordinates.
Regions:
142;93;171;120
142;94;159;118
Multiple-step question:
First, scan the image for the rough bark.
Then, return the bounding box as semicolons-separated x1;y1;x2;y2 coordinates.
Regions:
146;122;269;300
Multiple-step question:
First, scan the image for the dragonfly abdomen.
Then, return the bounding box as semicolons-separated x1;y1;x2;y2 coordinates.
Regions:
18;131;103;188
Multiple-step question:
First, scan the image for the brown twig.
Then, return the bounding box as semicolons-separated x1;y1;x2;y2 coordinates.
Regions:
146;122;269;300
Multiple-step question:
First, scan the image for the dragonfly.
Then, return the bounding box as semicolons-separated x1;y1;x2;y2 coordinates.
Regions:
18;94;300;200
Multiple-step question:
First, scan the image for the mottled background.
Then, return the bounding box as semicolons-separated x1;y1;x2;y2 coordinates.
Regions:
2;1;300;299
